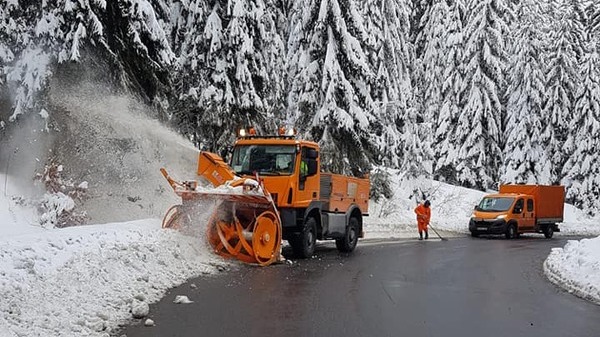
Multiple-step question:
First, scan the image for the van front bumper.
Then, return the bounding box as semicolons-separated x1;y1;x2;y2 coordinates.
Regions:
469;218;507;234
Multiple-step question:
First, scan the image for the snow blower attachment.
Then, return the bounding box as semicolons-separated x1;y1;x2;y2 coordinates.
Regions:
160;152;282;266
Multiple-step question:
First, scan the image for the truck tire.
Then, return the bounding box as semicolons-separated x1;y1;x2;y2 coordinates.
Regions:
505;223;517;240
290;217;317;258
336;217;359;253
543;224;554;239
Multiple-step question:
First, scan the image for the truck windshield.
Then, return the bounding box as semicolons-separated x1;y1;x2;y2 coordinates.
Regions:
476;197;515;212
231;145;296;176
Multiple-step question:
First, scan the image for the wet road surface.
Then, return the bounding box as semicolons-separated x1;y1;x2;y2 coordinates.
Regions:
122;236;600;337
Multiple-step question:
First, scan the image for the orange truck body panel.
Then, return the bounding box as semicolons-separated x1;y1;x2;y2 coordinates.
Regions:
321;173;369;214
197;152;236;187
498;185;565;221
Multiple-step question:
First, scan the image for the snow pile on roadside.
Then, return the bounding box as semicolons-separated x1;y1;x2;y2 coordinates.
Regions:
544;237;600;305
0;220;228;337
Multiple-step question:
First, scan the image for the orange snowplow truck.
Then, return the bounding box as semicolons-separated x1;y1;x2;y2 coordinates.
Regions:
161;127;370;265
469;185;565;239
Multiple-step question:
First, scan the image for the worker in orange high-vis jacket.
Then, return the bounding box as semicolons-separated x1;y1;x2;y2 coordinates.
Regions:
414;200;431;240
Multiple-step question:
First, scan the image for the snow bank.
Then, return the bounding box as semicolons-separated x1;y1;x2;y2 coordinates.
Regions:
544;237;600;305
0;220;228;337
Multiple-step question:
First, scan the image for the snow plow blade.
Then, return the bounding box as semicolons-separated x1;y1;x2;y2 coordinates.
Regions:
160;156;282;266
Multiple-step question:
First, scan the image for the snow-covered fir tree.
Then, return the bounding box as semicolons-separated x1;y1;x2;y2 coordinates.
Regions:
417;0;448;122
454;0;508;189
561;44;600;214
585;1;600;48
396;0;434;179
286;0;376;176
0;0;175;122
542;1;580;184
432;0;465;183
501;0;551;184
566;0;589;61
166;0;208;143
172;0;284;154
361;0;414;168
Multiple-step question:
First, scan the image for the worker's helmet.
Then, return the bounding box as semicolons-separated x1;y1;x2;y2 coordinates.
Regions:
424;200;431;207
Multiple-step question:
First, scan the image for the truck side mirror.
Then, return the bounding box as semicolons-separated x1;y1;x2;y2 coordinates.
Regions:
307;149;318;159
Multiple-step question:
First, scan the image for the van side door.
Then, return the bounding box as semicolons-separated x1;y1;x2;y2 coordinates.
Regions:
512;198;525;230
523;198;535;230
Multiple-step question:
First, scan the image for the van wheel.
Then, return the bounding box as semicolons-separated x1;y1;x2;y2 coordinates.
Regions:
543;225;554;239
290;217;317;258
505;224;517;240
336;217;359;253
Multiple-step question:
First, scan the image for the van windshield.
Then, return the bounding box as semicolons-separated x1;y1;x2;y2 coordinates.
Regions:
476;197;514;212
231;145;296;176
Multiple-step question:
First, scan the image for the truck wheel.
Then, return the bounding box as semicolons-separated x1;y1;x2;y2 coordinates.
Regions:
505;223;517;240
543;224;554;239
336;217;359;253
290;217;317;258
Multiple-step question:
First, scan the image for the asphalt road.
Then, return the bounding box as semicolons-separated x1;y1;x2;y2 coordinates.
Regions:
121;235;600;337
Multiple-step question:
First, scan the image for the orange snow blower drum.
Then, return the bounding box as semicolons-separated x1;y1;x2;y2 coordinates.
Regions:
160;165;282;266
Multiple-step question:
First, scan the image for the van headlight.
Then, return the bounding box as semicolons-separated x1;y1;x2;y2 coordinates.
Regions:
496;214;507;219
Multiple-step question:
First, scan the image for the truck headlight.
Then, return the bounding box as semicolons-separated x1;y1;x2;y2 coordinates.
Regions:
496;214;507;219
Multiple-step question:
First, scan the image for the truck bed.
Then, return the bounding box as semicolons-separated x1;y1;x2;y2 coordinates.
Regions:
499;185;565;221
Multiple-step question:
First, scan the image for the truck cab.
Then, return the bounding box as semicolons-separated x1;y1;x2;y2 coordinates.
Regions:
469;185;564;239
227;129;369;258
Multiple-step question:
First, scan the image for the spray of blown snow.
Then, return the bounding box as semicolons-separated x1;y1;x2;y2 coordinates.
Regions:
44;78;203;224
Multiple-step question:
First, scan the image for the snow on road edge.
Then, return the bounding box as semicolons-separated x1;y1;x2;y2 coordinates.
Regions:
544;237;600;306
0;220;230;337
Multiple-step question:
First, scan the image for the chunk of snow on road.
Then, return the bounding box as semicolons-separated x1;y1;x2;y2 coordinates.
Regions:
173;295;193;304
131;299;149;318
